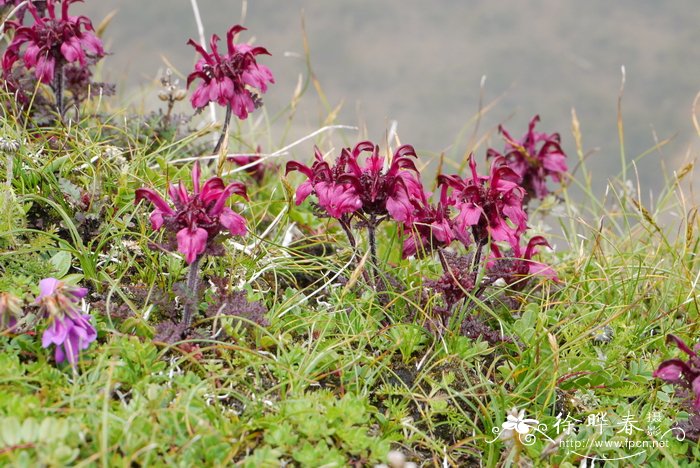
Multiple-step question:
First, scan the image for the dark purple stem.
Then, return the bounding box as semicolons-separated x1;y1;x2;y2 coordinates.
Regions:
213;104;232;155
340;216;372;285
368;215;378;270
182;254;202;329
53;62;65;119
471;226;486;274
437;248;449;273
339;216;357;249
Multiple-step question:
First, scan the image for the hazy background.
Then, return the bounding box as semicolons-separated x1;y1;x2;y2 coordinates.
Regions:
75;0;700;196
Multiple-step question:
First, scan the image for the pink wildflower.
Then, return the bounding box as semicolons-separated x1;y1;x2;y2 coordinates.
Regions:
187;25;274;119
489;115;568;200
2;0;104;84
35;277;96;366
439;155;527;250
135;162;248;264
286;141;425;222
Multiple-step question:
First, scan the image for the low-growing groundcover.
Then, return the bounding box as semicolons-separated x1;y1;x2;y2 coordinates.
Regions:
1;1;700;466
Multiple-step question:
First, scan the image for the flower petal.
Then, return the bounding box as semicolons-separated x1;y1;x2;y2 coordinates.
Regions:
176;227;208;264
135;188;175;215
386;191;414;224
208;182;248;216
653;359;689;381
454;202;483;231
42;318;68;347
219;207;247;236
149;210;165;230
294;181;313;205
667;334;697;357
37;278;60;301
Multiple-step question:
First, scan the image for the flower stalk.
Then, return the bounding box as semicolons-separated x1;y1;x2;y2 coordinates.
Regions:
365;214;381;286
214;103;232;155
53;60;64;117
214;103;232;174
182;254;202;329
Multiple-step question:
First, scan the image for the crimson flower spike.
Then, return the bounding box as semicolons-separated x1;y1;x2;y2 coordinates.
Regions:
135;161;248;264
488;115;568;200
438;155;527;251
186;24;274;120
286;141;426;223
2;0;104;84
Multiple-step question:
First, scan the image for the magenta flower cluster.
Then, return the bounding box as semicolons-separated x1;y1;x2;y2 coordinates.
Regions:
394;117;568;288
488;115;568;200
654;334;700;411
283;134;565;322
286;135;561;287
2;0;104;84
35;278;96;366
135;162;248;264
187;25;274;119
437;155;527;249
401;155;531;263
286;141;424;223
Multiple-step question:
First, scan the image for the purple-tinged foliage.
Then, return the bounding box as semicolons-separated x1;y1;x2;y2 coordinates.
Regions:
206;282;269;328
460;314;514;346
425;251;478;311
63;57;115;101
438;155;527;250
154;320;191;344
135;161;248;264
34;277;96;366
0;292;22;331
286;141;424;223
675;414;700;443
2;0;104;84
654;334;700;411
187;25;274;119
489;115;568;201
